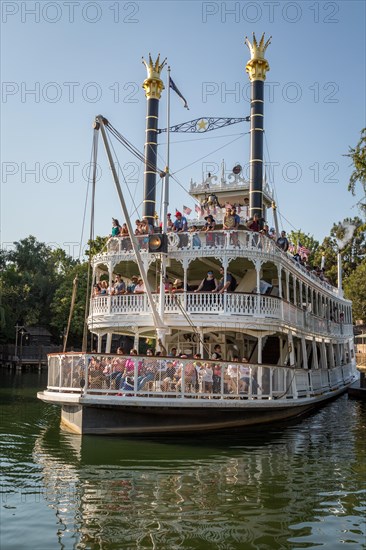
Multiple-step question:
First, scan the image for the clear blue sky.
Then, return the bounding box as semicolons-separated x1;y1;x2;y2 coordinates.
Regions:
1;0;365;257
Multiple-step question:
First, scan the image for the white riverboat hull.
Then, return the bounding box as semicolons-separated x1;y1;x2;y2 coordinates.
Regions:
38;383;355;435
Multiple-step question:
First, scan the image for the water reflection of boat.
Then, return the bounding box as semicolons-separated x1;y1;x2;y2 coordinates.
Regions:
38;34;358;435
32;399;366;549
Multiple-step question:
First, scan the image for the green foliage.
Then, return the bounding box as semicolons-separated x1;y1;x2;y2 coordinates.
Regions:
344;260;366;322
0;237;59;341
0;236;87;345
85;236;108;257
313;217;366;286
346;128;366;214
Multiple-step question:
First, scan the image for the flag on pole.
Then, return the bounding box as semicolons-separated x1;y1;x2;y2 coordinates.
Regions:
183;205;192;216
298;244;310;257
169;77;189;110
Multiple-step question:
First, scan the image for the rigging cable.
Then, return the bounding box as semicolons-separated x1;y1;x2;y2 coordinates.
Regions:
171;133;248;175
264;132;300;234
106;127;143;221
159;131;247;145
82;129;99;352
63;130;98;352
106;120;249;210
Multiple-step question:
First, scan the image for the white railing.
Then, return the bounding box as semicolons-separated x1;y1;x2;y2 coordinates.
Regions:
91;292;281;318
45;353;356;402
104;230;278;256
90;292;352;336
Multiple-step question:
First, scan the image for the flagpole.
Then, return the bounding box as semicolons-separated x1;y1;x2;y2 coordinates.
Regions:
163;65;170;232
158;66;171;341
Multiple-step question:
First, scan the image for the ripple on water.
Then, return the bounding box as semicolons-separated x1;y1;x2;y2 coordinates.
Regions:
1;374;366;549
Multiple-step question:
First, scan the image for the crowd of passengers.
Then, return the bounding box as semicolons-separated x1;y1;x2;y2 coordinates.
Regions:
93;266;237;297
109;210;328;282
87;344;256;395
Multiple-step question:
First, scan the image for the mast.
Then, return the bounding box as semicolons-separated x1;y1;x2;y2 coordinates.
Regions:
95;115;166;332
158;66;171;340
141;54;166;223
245;33;271;224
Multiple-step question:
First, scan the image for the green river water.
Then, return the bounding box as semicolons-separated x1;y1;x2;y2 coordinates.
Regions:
1;370;365;549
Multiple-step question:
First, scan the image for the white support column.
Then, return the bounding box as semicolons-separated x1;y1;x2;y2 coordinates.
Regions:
258;335;262;364
330;341;336;367
105;332;112;353
277;264;282;298
312;339;319;369
293;276;297;306
182;257;190;311
199;328;204;357
321;339;328;368
108;262;113;293
288;332;297;397
301;337;308;369
341;342;346;365
255;260;262;315
304;284;308;311
279;336;284;365
288;332;295;367
134;331;139;352
285;271;290;302
299;280;303;309
335;342;341;366
97;334;102;353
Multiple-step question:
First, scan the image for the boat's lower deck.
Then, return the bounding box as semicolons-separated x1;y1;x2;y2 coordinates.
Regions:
38;352;358;434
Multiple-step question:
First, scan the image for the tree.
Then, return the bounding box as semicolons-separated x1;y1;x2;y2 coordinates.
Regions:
312;217;366;286
0;236;82;343
85;236;108;257
346;128;366;215
344;260;366;322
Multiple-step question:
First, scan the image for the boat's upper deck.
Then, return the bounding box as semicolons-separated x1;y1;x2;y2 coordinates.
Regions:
94;229;342;298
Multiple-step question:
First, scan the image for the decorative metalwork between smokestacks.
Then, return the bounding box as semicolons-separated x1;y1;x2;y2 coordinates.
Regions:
141;54;166;222
245;33;271;223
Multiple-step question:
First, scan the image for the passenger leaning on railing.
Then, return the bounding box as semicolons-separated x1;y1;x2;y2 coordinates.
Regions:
194;271;218;293
276;231;289;252
189;225;201;248
126;275;139;293
246;213;260;232
212;267;237;294
133;279;145;294
223;207;239;246
112;274;126;295
110;218;121;237
204;215;216;247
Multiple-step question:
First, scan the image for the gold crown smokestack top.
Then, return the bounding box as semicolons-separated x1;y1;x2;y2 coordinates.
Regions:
142;54;167;224
245;33;271;226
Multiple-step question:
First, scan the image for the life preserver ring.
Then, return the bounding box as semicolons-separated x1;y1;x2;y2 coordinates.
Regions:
167;232;179;249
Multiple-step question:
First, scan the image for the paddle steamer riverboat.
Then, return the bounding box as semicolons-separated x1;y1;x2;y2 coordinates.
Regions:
38;35;358;434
